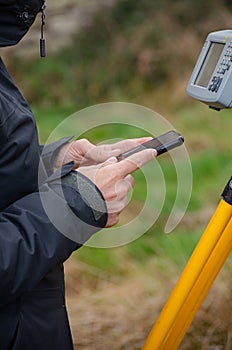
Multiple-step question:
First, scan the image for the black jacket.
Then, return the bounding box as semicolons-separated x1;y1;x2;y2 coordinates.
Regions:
0;2;107;349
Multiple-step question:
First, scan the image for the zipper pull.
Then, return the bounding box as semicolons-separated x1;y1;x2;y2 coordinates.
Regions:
40;2;46;57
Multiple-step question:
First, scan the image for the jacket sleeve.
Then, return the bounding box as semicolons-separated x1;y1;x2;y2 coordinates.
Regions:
0;58;108;307
39;136;74;177
0;173;107;307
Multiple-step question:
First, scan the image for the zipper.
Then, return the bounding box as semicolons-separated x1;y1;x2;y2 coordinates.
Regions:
40;2;46;57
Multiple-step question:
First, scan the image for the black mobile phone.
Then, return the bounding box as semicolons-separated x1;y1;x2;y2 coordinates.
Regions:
117;130;184;161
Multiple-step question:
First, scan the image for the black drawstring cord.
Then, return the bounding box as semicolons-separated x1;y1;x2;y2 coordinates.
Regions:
40;3;46;57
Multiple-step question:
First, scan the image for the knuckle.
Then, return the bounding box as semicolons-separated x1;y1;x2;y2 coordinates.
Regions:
78;138;89;147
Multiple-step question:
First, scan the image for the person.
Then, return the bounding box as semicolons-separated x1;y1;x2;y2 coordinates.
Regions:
0;1;156;349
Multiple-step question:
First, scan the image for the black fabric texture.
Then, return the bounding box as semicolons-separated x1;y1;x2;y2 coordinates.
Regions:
0;56;107;350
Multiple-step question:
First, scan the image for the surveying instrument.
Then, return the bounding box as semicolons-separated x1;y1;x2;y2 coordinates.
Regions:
142;30;232;349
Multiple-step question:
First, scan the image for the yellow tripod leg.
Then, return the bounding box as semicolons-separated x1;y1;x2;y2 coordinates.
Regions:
161;216;232;349
142;197;232;350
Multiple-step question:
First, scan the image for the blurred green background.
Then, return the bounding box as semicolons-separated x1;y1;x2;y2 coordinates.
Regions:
2;0;232;349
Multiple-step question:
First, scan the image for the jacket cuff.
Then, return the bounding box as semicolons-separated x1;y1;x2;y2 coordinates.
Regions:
40;136;74;176
48;170;108;229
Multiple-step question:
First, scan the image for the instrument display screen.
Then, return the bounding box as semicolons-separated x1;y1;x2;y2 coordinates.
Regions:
194;42;225;87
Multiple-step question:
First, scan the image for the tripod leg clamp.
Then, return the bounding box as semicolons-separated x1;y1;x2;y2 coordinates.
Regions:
221;177;232;205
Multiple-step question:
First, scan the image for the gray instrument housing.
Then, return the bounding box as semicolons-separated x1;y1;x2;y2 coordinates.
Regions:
186;30;232;110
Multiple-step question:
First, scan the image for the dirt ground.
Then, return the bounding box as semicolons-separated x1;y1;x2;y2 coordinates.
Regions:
65;255;232;350
65;256;172;350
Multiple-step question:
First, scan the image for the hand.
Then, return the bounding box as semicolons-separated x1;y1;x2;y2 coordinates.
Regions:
54;137;153;170
78;148;157;227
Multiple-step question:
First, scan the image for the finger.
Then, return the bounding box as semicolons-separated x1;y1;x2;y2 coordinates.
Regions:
100;156;118;167
104;175;134;215
92;146;121;161
110;137;153;154
114;148;157;178
74;139;96;156
65;139;96;168
105;213;120;228
120;137;153;146
133;137;153;144
115;174;134;200
79;157;118;179
90;137;154;162
124;174;135;188
106;194;129;219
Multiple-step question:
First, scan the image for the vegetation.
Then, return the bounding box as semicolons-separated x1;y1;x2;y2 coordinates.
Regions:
7;0;232;113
